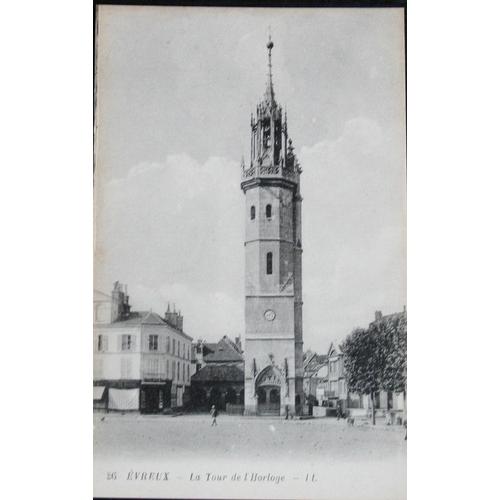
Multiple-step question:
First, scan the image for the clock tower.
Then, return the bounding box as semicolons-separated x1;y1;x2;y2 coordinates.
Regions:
240;36;304;416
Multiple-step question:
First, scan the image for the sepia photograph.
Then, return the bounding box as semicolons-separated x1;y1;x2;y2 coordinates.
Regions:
93;3;407;499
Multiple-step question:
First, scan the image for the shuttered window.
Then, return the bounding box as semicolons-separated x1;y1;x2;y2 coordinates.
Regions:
97;335;108;352
148;335;158;351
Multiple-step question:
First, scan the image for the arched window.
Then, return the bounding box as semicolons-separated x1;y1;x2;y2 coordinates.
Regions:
266;204;272;218
250;205;255;220
266;252;273;275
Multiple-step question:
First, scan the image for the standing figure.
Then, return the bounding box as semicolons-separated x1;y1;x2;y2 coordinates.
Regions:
210;405;218;426
336;399;343;420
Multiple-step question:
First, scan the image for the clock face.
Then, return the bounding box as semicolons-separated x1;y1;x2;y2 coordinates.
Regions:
264;309;276;321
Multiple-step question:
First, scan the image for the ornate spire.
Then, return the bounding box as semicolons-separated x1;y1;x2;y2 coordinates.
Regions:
264;32;275;105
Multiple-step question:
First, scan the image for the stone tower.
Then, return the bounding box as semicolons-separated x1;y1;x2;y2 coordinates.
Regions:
240;36;304;416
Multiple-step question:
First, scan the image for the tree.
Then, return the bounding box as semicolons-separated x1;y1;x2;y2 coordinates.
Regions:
341;311;407;425
380;312;407;419
341;327;383;424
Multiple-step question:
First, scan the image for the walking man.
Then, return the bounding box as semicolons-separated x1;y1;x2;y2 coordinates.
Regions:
210;405;218;426
336;399;343;420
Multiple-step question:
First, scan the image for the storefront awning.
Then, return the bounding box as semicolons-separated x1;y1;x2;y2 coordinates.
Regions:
93;386;106;400
108;388;139;410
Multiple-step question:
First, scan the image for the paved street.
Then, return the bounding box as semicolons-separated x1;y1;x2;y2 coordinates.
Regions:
94;413;406;463
94;413;405;499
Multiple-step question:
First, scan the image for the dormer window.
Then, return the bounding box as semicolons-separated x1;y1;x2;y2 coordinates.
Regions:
266;204;272;218
250;205;256;220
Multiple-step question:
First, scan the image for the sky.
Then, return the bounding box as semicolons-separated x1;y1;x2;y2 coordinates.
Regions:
94;6;406;352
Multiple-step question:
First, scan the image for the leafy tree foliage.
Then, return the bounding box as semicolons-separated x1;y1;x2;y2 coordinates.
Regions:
380;313;407;394
341;311;407;424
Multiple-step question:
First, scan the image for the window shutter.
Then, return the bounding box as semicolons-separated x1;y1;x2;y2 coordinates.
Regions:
131;335;136;351
93;358;102;379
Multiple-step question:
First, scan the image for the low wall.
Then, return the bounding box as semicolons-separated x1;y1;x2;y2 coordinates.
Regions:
226;403;245;415
347;408;405;424
312;406;336;418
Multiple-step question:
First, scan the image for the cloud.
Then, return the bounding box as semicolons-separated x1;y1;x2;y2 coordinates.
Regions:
299;117;406;348
95;116;405;350
129;282;243;342
95;152;245;341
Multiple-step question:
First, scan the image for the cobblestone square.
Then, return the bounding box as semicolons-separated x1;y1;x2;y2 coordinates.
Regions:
94;414;406;500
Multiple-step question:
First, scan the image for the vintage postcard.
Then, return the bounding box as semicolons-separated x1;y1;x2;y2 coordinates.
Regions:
94;3;407;499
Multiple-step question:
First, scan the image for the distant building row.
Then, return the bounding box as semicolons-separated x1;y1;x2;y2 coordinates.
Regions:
94;283;405;420
303;309;406;420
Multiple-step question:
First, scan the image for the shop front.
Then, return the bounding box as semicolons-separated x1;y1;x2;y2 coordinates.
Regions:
140;381;172;414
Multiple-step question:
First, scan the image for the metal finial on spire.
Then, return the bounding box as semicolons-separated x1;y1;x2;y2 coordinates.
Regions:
265;30;275;104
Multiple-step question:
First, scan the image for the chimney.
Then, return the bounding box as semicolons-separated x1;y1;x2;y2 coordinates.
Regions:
375;310;383;321
111;281;128;322
164;302;183;330
235;336;242;353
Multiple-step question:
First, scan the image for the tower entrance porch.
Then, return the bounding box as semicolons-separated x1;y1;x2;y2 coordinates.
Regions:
256;365;282;416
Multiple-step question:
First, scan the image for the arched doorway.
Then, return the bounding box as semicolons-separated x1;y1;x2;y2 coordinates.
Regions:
257;387;267;405
209;387;222;410
225;387;237;405
256;366;282;416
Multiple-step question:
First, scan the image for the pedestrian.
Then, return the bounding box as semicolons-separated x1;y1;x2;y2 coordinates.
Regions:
210;404;218;426
336;400;342;420
285;404;289;420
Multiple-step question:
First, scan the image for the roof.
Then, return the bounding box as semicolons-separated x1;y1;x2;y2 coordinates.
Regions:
303;352;328;376
204;337;243;363
369;310;406;328
191;363;244;383
94;289;111;301
303;350;316;366
204;343;218;353
101;311;193;340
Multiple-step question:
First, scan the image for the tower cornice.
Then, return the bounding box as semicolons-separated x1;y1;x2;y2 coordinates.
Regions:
240;176;298;194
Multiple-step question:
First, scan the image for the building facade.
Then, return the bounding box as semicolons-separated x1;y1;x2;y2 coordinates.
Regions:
325;343;349;410
190;336;244;412
240;37;304;416
93;282;192;413
303;351;329;405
